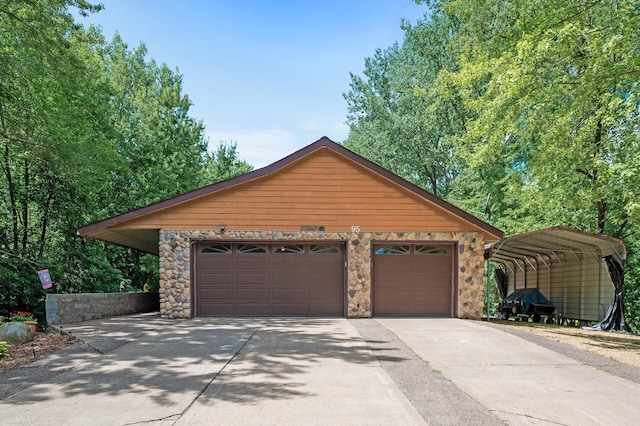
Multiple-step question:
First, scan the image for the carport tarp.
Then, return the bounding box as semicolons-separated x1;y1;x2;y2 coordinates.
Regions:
494;268;508;300
585;255;631;332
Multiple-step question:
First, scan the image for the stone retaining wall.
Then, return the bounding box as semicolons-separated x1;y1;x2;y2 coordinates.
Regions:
159;229;485;320
46;293;159;325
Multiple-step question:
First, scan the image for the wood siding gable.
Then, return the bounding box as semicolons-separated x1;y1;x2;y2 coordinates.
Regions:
122;148;477;233
78;137;503;253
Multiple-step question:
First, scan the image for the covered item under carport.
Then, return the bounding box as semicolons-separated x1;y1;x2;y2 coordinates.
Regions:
499;288;555;322
485;226;628;330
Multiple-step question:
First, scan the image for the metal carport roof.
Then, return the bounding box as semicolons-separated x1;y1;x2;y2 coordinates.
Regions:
485;226;627;267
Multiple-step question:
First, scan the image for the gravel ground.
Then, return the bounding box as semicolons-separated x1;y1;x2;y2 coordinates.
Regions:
480;320;640;384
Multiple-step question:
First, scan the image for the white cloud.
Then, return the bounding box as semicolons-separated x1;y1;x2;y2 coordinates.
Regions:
300;118;349;142
206;129;302;169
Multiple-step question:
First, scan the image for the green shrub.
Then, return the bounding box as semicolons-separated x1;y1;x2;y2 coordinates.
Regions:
0;341;10;357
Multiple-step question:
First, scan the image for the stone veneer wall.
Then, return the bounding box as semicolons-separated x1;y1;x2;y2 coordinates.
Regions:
159;230;485;319
45;292;159;325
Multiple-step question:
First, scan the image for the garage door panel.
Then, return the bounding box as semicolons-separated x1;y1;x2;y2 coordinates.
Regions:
272;288;305;300
199;257;234;270
308;276;342;288
309;287;342;298
412;262;450;273
198;303;234;316
199;273;233;286
374;274;413;287
413;274;452;286
374;243;454;317
271;273;306;286
236;303;270;316
235;288;270;300
235;274;269;286
272;303;306;315
374;258;412;270
199;288;233;300
235;258;269;269
309;258;342;268
196;242;344;317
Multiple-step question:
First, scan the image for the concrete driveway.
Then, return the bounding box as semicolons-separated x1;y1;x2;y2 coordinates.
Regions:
1;315;639;425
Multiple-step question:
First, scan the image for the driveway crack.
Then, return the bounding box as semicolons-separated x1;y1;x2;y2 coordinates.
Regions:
169;320;267;424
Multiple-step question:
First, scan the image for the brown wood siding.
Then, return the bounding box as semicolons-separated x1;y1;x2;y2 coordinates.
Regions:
120;151;478;233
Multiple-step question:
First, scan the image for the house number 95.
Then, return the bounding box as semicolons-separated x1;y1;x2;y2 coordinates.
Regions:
351;225;360;233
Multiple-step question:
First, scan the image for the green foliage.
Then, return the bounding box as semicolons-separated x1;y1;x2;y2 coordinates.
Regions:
9;311;35;322
344;10;464;198
203;142;253;184
434;0;640;237
0;341;9;357
0;1;252;318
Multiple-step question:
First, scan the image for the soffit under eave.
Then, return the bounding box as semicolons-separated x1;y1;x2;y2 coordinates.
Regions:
81;228;160;255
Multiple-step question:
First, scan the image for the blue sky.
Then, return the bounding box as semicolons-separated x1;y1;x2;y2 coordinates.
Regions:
76;1;428;168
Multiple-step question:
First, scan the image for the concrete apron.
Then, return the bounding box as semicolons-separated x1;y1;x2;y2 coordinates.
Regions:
0;318;424;426
378;318;640;426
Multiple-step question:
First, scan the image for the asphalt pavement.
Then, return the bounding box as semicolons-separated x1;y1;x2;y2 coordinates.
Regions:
1;314;639;425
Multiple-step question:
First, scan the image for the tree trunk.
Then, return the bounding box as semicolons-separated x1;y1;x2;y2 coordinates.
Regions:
0;102;19;251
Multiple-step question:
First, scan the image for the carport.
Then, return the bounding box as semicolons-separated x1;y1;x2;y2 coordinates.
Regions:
485;226;629;330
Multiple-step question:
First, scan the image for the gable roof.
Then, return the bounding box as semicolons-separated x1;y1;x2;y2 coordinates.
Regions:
78;137;503;254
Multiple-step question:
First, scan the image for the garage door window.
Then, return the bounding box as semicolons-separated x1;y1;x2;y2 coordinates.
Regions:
237;244;268;253
375;245;410;255
310;244;340;254
201;244;232;253
416;245;449;255
274;244;304;254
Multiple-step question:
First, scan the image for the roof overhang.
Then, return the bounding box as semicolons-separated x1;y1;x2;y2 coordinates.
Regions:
485;226;627;266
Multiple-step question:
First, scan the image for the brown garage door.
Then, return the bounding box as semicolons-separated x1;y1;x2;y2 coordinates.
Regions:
195;242;344;316
373;244;454;316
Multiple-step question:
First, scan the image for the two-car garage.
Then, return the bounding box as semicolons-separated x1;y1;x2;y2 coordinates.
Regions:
194;240;456;318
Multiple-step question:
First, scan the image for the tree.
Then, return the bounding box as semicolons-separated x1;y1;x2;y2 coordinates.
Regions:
422;0;640;330
433;0;640;238
203;141;253;184
0;0;121;317
344;10;465;198
97;35;209;216
89;35;211;289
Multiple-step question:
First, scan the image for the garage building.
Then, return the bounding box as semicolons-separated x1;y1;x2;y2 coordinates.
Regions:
78;138;503;319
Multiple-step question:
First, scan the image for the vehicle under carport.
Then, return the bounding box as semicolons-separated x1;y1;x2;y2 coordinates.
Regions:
485;226;629;331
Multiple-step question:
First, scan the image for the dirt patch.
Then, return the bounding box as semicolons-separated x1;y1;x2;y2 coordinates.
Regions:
0;332;78;374
495;320;640;368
